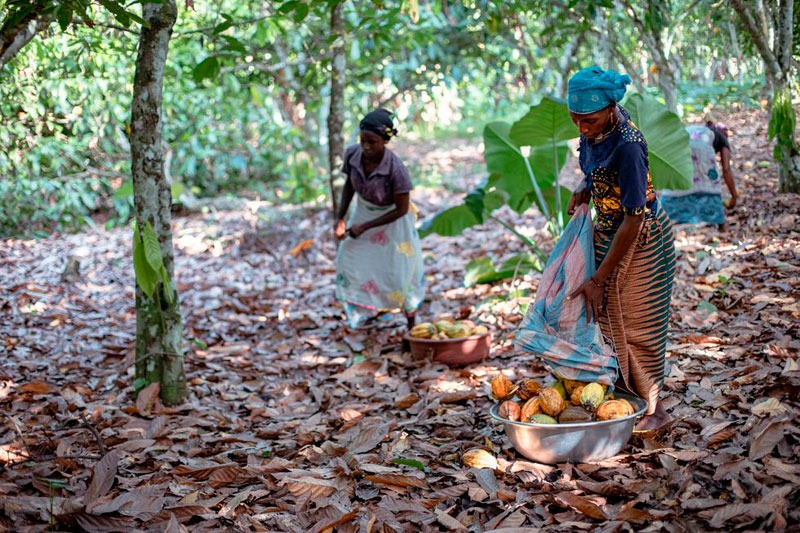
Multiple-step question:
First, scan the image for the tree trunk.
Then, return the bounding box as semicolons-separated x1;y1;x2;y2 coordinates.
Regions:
328;0;346;219
732;0;800;193
130;0;186;405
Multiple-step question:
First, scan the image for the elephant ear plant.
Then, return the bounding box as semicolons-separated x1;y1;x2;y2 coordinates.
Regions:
420;95;692;287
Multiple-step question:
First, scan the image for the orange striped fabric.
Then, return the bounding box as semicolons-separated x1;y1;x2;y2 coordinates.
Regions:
595;206;676;415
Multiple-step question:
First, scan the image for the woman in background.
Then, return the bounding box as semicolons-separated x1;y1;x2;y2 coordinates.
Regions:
660;120;737;230
334;109;425;329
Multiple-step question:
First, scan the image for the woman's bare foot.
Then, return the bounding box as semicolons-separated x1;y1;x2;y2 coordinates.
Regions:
635;401;671;432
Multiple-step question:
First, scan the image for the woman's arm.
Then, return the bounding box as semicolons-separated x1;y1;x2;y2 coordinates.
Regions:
348;192;410;238
568;212;643;322
719;147;737;209
334;178;355;240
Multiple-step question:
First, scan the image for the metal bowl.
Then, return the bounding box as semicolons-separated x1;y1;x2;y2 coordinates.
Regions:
489;392;647;464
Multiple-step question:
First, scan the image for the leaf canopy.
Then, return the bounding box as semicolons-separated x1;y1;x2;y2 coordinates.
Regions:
622;93;693;190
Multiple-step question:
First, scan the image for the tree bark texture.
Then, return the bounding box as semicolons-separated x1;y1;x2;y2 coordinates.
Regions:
130;0;187;404
0;3;52;71
731;0;800;193
328;0;346;218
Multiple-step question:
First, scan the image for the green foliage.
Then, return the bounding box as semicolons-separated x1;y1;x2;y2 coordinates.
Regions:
133;221;173;304
767;86;799;161
464;253;543;287
622;93;693;190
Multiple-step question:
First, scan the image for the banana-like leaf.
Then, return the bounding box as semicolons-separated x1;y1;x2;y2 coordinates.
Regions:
464;253;543;287
622;93;693;190
484;121;568;214
510;96;578;145
419;180;507;238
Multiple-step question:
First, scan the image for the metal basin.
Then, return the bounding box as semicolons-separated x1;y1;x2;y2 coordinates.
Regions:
489;392;647;464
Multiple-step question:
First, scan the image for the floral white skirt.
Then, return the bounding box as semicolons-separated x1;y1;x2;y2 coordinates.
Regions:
335;197;425;328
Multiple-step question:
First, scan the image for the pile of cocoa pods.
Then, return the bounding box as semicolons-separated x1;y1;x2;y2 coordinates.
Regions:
490;374;635;424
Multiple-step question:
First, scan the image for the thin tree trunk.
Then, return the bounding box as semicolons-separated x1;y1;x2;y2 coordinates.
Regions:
328;0;346;219
131;0;186;404
732;0;800;193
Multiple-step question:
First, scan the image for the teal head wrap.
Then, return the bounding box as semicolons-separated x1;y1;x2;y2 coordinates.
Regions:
567;65;631;114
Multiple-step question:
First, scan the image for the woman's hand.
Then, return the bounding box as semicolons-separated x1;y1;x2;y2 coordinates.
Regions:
568;276;605;323
334;219;347;240
724;191;737;210
348;223;366;238
567;189;591;215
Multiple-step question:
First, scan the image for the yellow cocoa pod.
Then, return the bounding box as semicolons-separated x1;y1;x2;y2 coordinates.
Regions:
444;324;472;338
557;405;593;423
530;414;557;424
553;381;568;400
434;319;454;332
456;319;476;330
520;397;541;421
562;379;586;395
409;322;436;338
462;448;498;469
473;325;489;335
570;386;585;406
498;400;521;421
596;400;634;421
580;383;605;411
515;379;542;401
490;374;515;401
538;387;566;417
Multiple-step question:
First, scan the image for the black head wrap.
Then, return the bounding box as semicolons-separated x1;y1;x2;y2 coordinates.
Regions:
359;108;398;141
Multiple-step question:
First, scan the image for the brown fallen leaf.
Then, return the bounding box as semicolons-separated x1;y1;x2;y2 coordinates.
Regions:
439;391;477;404
749;419;787;460
16;381;53;395
84;449;121;513
394;393;420;409
706;428;736;447
554;491;607;520
363;473;429;489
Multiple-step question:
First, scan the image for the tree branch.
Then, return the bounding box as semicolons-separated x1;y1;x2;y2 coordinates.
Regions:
0;14;53;71
730;0;782;83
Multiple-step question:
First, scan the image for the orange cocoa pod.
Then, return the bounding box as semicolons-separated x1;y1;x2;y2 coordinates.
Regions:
570;386;585;406
515;379;542;401
596;400;634;421
520;397;541;422
539;387;566;416
490;374;515;401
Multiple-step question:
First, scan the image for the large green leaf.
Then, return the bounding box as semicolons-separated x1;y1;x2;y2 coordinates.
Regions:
483;121;568;214
133;224;157;298
464;253;543;287
418;203;481;238
419;180;507;238
509;96;578;145
622;93;693;190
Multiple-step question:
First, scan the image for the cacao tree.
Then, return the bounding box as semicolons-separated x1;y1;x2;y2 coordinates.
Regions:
131;0;186;404
731;0;800;193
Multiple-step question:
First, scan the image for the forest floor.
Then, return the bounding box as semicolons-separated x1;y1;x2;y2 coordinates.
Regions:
1;108;799;532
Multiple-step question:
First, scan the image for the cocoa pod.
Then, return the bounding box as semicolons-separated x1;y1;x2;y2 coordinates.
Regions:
558;405;593;423
498;400;521;421
520;397;541;422
490;374;515;401
530;414;557;424
570;385;585;406
595;399;634;421
515;379;542;401
538;387;566;417
580;383;605;411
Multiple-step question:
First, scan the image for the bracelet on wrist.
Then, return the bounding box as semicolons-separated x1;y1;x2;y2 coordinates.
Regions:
590;275;605;288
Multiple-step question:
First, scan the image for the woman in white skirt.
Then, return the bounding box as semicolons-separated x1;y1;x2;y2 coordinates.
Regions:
334;109;425;329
